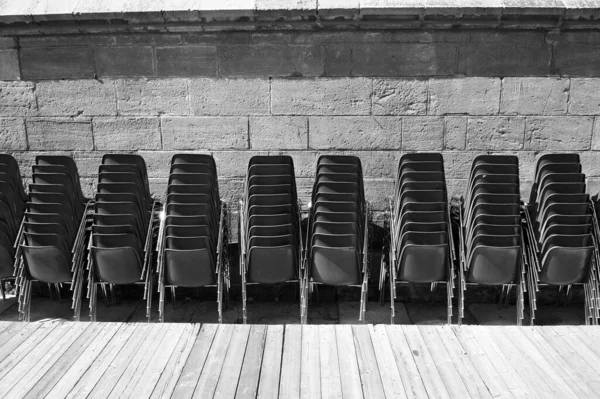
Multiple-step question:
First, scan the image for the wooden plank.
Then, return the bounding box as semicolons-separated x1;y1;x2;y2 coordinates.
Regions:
369;325;407;399
129;323;188;399
149;324;201;399
452;327;519;399
384;325;428;399
0;321;15;342
86;323;154;398
563;326;600;359
536;327;600;391
64;324;140;399
235;324;267;399
214;324;251;398
0;322;59;381
171;323;218;399
318;325;342;399
109;323;171;399
417;326;471;398
256;325;283;399
485;326;559;399
192;323;235;398
279;324;301;399
517;327;597;398
541;327;600;381
502;327;578;398
401;325;451;399
0;322;41;359
335;325;363;399
352;325;385;399
300;325;320;399
0;322;89;399
23;323;118;399
433;327;493;399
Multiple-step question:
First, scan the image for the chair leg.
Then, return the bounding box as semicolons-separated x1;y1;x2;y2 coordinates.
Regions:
0;280;5;301
241;272;247;325
218;272;223;324
159;284;165;323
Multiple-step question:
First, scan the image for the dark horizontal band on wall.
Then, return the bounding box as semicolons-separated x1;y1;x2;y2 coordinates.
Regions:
2;0;600;33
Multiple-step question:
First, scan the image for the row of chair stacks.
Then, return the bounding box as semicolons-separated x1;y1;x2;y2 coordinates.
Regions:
523;154;600;325
303;155;369;324
0;155;27;299
87;154;159;321
239;156;302;324
17;156;89;321
156;154;228;323
458;155;526;325
388;153;455;325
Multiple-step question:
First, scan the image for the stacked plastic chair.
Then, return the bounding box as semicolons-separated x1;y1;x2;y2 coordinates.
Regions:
0;155;27;299
302;155;369;323
239;155;302;324
523;154;600;325
457;155;527;325
86;154;159;321
387;153;455;324
156;154;229;323
15;156;89;321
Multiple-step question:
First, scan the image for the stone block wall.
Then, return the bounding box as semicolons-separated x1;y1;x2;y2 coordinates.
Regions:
2;24;600;220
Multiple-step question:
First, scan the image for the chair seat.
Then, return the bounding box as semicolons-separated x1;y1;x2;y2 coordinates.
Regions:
91;246;143;285
539;246;594;285
310;246;361;286
397;244;449;283
248;245;298;284
22;245;72;283
164;249;216;287
467;245;520;285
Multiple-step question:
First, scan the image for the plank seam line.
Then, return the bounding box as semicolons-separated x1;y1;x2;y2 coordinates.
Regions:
236;325;267;398
172;323;217;396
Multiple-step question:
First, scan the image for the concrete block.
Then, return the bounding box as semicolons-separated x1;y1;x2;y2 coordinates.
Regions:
429;78;501;115
568;78;600;115
342;150;399;178
501;78;569;116
308;116;401;150
219;45;325;77
442;151;472;180
592;118;600;150
184;32;250;45
21;46;95;79
402;117;444;151
250;116;308;150
470;30;544;43
155;46;217;77
0;50;19;80
555;44;600;76
94;46;155;77
0;118;27;150
444;116;466;150
0;82;36;117
93;117;161;150
19;35;116;47
271;78;371;115
26;117;93;151
458;43;550;76
324;44;352;77
115;34;182;46
0;37;17;49
364;179;395;211
352;43;457;76
270;150;318;177
72;151;102;177
37;80;117;116
189;78;269;115
525;117;593;151
466;117;525;150
115;79;188;116
372;79;428;116
211;151;270;178
161;116;248;150
137;150;185;178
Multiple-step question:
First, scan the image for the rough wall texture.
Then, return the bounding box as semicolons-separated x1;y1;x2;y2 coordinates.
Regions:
2;29;600;217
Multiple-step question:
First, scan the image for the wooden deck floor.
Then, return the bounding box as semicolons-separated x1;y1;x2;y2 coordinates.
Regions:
0;322;598;398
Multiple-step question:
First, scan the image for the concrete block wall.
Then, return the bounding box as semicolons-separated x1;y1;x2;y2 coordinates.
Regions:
2;28;600;220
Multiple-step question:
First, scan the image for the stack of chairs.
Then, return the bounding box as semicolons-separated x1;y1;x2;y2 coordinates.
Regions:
16;156;89;321
87;154;159;321
458;155;527;325
523;154;600;325
239;155;302;324
0;155;27;299
156;154;229;323
302;155;369;324
387;153;455;324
